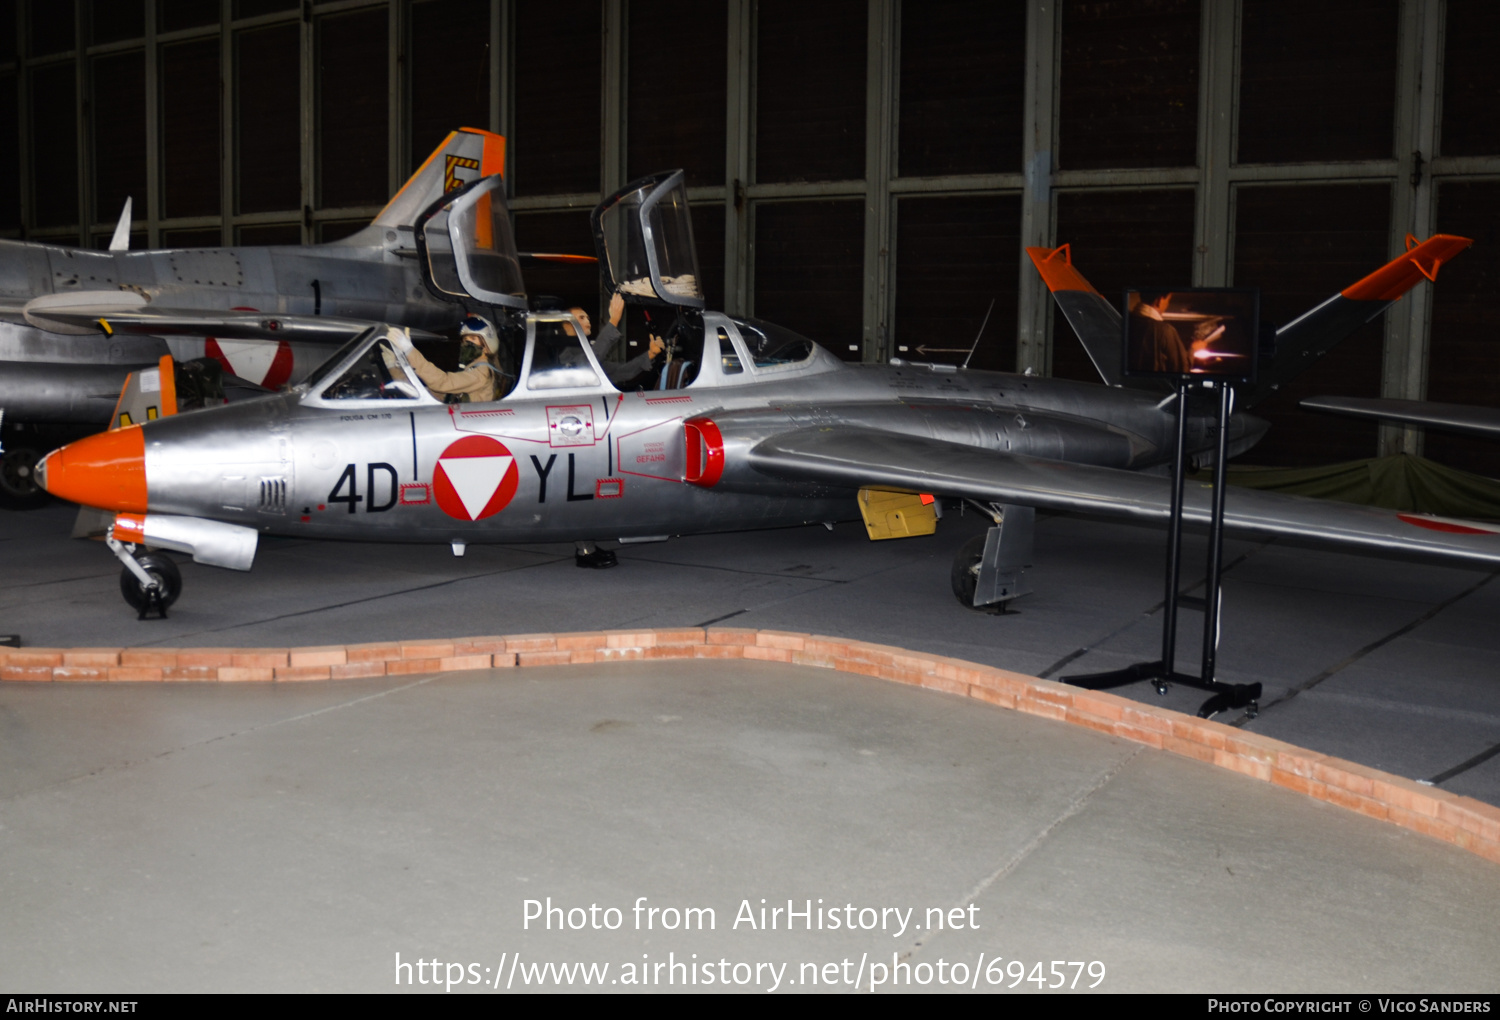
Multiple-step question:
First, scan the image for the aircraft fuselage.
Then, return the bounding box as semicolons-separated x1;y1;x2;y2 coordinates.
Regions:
125;355;1257;546
0;229;457;424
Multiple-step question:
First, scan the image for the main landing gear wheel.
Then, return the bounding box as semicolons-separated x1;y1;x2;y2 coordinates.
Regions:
119;552;182;617
0;446;50;509
950;534;987;609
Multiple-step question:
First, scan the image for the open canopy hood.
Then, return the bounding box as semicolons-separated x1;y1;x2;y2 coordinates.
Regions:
416;174;527;311
591;170;705;309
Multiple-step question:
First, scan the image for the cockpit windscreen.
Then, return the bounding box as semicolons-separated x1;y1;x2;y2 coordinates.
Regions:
729;316;815;367
303;329;379;391
320;338;421;401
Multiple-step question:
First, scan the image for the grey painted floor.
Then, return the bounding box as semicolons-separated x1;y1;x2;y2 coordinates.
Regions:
4;500;1498;806
1;661;1497;993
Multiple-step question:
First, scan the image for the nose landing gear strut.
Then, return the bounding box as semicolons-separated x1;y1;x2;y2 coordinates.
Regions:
107;535;181;619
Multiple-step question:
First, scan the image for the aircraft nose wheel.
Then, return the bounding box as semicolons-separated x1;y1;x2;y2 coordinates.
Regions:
119;552;182;619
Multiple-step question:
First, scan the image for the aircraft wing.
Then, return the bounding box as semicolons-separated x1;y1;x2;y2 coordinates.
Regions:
22;302;445;344
1301;395;1500;441
742;425;1500;567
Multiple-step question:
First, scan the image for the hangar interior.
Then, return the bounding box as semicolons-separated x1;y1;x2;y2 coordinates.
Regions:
2;0;1498;474
2;2;1500;991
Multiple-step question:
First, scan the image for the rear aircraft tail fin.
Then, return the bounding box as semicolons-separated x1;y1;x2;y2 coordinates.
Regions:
1031;235;1474;403
372;128;506;230
109;354;178;430
1245;233;1472;407
1026;245;1124;387
74;353;180;538
108;197;133;251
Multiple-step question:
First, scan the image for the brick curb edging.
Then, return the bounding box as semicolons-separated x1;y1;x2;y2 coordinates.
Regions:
5;628;1498;865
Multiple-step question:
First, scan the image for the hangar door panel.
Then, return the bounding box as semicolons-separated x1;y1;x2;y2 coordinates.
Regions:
1234;183;1390;467
753;200;864;361
1428;180;1500;479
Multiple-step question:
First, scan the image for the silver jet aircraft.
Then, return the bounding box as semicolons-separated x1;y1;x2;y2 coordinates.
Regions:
34;170;1497;616
0;128;511;505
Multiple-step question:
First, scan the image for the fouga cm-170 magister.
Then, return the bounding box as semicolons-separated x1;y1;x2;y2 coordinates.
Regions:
34;169;1496;615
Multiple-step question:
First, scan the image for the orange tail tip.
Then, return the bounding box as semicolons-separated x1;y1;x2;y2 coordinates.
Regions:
38;425;148;513
374;128;506;229
1340;234;1474;302
1026;245;1102;295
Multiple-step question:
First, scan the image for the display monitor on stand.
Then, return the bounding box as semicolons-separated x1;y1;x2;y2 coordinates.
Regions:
1063;288;1261;719
1122;287;1259;385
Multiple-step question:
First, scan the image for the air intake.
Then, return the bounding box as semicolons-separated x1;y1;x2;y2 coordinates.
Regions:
258;476;288;514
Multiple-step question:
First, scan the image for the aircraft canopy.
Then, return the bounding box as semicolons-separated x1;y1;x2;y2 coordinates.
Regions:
592;170;704;308
417;175;526;310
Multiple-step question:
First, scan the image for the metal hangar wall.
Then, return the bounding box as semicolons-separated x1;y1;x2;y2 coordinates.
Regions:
1;0;1497;472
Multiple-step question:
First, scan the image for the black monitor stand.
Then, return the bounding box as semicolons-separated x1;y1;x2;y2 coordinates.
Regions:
1062;379;1261;719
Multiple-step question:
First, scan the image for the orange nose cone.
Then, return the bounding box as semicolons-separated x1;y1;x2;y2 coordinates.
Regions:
39;425;148;513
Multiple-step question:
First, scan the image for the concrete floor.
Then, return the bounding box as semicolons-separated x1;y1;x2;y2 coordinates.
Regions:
2;502;1499;992
4;500;1498;804
2;661;1497;993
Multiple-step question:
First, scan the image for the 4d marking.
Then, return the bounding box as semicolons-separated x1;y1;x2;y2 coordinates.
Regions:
327;463;399;513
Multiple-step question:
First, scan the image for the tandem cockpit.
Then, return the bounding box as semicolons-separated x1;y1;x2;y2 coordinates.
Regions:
297;169;837;409
589;170;838;389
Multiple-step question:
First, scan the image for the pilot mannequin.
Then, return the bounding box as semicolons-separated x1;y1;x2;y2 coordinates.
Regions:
569;291;665;387
394;317;505;403
564;293;664;569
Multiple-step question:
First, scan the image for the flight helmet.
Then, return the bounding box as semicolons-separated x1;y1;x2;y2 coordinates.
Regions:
460;315;499;354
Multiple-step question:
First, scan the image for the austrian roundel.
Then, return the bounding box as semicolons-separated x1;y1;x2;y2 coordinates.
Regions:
433;435;520;521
